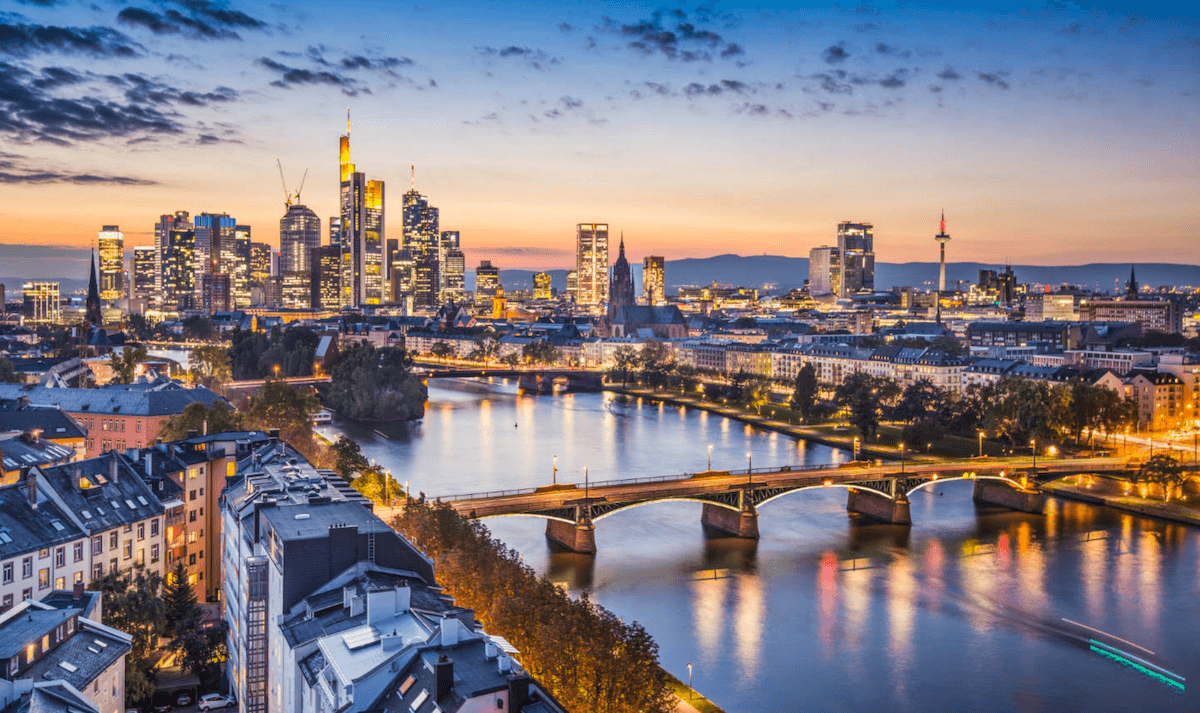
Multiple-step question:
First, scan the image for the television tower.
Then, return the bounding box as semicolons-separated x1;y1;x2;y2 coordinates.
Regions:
935;210;951;292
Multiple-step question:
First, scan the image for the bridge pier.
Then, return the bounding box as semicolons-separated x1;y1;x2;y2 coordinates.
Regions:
545;505;596;554
973;478;1045;514
701;501;759;539
847;488;911;525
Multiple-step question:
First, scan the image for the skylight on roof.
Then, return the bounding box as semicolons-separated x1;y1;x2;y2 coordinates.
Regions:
58;661;77;672
87;646;100;654
409;689;429;711
80;511;91;519
111;501;121;510
0;531;12;544
125;499;136;510
342;627;381;651
137;496;148;506
92;639;107;649
51;520;65;531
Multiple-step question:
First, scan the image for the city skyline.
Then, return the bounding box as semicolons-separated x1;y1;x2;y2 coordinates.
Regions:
0;1;1196;267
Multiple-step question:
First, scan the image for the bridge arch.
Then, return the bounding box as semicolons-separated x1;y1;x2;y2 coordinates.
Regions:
905;474;1018;496
469;511;576;524
755;482;894;510
591;496;740;522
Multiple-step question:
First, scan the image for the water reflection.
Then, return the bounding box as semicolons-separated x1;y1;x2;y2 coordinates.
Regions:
323;379;1198;713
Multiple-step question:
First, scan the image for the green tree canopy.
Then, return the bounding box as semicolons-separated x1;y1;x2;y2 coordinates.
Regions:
0;357;21;384
91;566;165;703
189;345;231;387
158;401;246;442
790;364;819;421
834;372;901;439
109;345;149;385
332;435;369;482
326;342;426;421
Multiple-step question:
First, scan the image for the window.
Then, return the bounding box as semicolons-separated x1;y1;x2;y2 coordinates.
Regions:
109;532;117;549
21;588;31;602
93;564;102;579
150;519;159;537
189;553;196;566
189;510;197;523
2;563;11;583
137;420;142;433
123;524;132;533
150;545;159;563
1;594;11;609
136;549;144;566
190;490;197;501
137;523;145;541
91;536;102;556
54;576;64;590
73;542;83;562
73;571;83;585
22;557;32;578
109;558;116;573
123;541;132;560
38;548;49;559
55;548;64;567
38;568;49;589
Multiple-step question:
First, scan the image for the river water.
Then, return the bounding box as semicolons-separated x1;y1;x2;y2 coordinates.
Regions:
323;378;1199;712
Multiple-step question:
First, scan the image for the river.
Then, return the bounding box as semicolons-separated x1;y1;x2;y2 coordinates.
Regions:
321;377;1199;712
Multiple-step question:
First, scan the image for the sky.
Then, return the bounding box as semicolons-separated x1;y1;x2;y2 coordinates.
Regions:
0;0;1197;272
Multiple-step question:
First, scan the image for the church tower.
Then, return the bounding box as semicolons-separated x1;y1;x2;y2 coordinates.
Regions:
607;233;636;321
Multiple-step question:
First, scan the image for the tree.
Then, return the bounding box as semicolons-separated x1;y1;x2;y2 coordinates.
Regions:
891;378;949;425
351;464;394;503
332;436;369;482
245;378;319;447
109;345;149;385
834;373;900;439
522;340;559;365
162;562;197;639
0;357;21;384
790;365;819;421
91;566;165;704
326;342;427;421
1137;453;1186;502
159;401;246;442
181;315;216;341
430;341;455;361
189;345;231;387
980;378;1068;445
610;347;638;387
468;337;500;365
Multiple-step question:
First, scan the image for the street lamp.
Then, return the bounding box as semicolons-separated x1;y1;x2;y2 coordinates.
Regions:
273;364;280;378
899;442;906;475
584;466;589;501
553;455;558;486
1030;439;1037;474
978;430;985;458
747;452;753;486
707;443;713;471
853;436;860;461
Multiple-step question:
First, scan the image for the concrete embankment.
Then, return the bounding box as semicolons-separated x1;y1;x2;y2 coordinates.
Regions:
1043;480;1200;528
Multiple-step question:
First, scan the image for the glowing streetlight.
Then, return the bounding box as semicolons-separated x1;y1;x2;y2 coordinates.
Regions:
273;364;280;378
899;442;906;475
978;430;985;458
552;455;558;485
853;436;860;461
707;443;713;471
1030;439;1037;474
687;662;693;699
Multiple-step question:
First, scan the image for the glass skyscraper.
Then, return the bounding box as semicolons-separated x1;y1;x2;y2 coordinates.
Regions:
132;246;156;304
575;223;609;305
642;255;665;305
338;121;385;307
98;226;124;302
836;221;875;297
402;180;440;308
280;204;321;274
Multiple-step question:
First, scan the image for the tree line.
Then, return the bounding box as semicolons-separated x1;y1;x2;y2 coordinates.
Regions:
392;500;673;713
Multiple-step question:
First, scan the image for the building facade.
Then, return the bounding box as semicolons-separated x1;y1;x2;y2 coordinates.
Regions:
474;261;500;310
97;227;123;302
22;282;60;324
575;223;609;305
643;255;665;306
339;127;385;307
279;205;321;275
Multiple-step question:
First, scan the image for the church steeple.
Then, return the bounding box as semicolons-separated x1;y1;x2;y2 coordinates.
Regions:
85;247;102;325
1125;265;1139;300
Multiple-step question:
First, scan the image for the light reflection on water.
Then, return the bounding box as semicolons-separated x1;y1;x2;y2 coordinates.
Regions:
324;378;1200;712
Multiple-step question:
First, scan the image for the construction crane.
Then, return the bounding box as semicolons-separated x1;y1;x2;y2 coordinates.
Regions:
276;159;309;209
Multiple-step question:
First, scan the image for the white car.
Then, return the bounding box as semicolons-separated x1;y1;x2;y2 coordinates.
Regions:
198;694;236;711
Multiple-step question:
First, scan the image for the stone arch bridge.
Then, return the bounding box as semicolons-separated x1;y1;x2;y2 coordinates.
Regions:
433;457;1150;553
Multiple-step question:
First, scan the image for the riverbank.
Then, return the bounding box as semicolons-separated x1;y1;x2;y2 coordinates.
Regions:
606;386;898;460
1043;479;1200;528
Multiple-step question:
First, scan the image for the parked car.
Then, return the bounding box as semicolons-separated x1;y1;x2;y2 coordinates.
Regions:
198;694;237;711
175;691;193;707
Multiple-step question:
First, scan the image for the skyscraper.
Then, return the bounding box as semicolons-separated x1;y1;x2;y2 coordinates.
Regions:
248;242;272;290
474;260;500;310
310;246;342;309
234;225;252;309
339;115;385;307
280;205;321;274
575;223;609;305
98;226;124;302
808;246;840;296
533;272;552;300
132;246;156;304
163;219;195;310
642;256;665;306
328;217;342;248
442;247;465;304
935;211;950;293
565;270;578;302
836;221;875;297
390;249;415;306
402;170;441;308
607;235;635;320
22;281;60;324
194;213;237;309
438;230;460;303
155;211;191;307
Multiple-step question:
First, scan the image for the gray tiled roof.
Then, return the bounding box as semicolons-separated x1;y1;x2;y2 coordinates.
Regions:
0;384;225;417
36;453;165;535
0;481;83;561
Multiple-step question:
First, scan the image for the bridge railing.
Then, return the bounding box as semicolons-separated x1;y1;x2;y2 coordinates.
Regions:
433;487;541;503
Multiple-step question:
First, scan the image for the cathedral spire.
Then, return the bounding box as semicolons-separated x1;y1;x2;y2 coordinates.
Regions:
85;247;101;326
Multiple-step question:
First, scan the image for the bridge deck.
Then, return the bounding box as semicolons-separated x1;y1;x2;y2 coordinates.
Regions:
435;457;1132;518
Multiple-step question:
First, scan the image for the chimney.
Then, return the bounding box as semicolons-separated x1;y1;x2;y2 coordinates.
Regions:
380;629;403;651
23;467;36;509
144;451;153;476
73;466;83;491
202;419;208;436
439;615;459;647
395;581;410;614
268;428;280;439
508;678;530;710
498;654;512;673
484;641;498;660
72;581;85;599
342;585;355;611
109;455;119;483
434;655;454;700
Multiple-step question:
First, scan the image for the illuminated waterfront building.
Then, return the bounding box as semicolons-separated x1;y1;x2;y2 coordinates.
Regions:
442;246;466;303
533;272;552;300
475;260;500;310
22;281;60;324
575;223;609;305
643;255;665;306
339;115;385;306
98;226;124;302
280;204;321;274
438;230;461;302
132;246;156;304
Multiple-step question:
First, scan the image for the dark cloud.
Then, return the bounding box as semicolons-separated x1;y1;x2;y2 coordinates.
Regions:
854;23;878;33
599;9;743;62
542;95;583;119
684;79;751;98
476;45;561;71
929;85;943;93
31;66;86;89
1060;23;1081;35
558;22;574;33
875;42;912;58
823;44;849;64
256;57;363;95
977;72;1010;89
809;70;853;94
116;1;265;40
936;66;962;81
0;151;155;184
0;20;142;58
302;46;413;73
0;61;186;145
107;72;238;106
15;0;66;5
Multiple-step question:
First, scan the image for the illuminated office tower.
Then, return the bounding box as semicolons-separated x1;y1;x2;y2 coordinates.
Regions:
338;116;385;307
575;223;609;305
132;246;156;303
233;225;252;308
390;249;415;305
402;171;441;308
533;272;552;300
98;226;124;302
836;221;875;297
310;245;342;309
474;260;500;310
155;211;190;306
248;242;272;290
442;247;465;303
163;220;196;310
194;213;237;309
23;281;60;324
280;204;321;274
642;256;665;306
808;246;840;296
437;230;461;302
328;217;342;248
565;270;578;302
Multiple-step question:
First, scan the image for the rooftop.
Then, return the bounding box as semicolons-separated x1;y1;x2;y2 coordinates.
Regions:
0;384;224;418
